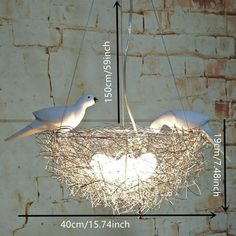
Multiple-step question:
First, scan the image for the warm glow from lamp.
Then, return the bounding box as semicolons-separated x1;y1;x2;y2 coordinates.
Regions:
90;153;157;186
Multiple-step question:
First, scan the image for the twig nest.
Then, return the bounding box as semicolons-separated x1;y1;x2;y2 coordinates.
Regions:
37;127;209;214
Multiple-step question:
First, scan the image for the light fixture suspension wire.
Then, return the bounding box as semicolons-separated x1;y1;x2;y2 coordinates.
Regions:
123;0;138;132
150;0;189;128
60;0;95;128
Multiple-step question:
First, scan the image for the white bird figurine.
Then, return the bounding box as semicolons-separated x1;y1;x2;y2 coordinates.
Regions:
5;94;98;141
150;110;230;161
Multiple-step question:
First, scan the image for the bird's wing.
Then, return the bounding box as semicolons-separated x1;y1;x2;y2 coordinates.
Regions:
33;106;71;123
173;110;210;128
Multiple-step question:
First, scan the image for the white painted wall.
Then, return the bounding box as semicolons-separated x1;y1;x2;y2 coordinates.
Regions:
0;0;236;235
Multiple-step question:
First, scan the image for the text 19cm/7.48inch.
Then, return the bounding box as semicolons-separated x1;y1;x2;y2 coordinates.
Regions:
212;134;222;197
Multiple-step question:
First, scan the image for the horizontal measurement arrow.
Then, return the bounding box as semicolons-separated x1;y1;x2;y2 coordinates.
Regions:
18;212;216;219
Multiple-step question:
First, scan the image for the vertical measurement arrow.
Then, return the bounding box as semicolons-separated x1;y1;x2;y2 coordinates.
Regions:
222;119;229;212
113;1;121;123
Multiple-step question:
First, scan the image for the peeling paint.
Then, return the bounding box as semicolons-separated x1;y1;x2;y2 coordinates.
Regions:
171;222;180;236
16;192;23;208
46;47;55;106
12;201;33;236
78;82;85;94
0;99;7;111
35;177;40;202
153;219;158;236
60;183;65;199
16;0;24;6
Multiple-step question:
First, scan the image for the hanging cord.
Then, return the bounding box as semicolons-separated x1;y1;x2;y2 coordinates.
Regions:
60;0;95;128
150;0;189;128
123;0;138;132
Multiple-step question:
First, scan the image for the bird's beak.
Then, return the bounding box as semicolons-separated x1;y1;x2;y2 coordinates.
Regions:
94;97;99;103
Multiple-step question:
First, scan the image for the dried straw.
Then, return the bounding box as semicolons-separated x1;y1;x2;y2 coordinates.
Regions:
36;127;210;214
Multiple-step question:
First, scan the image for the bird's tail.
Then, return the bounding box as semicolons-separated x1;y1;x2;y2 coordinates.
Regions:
5;121;47;141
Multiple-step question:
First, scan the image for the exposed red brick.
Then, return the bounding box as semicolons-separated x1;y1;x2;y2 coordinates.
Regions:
227;15;236;36
216;37;235;58
179;0;191;7
193;0;205;7
231;101;236;118
227;122;236;144
225;0;236;13
165;0;191;9
215;100;230;118
177;77;207;96
205;59;227;77
196;194;223;211
232;178;236;186
192;0;224;8
207;78;226;100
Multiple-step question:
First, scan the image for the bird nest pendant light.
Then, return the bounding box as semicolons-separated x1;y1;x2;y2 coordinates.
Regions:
37;127;208;213
37;0;210;214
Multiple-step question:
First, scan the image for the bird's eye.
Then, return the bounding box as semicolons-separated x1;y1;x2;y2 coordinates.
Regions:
88;96;90;99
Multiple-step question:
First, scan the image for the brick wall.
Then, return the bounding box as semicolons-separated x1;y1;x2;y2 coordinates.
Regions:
0;0;235;235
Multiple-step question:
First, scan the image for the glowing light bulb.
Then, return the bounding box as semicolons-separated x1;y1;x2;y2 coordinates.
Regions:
90;153;157;186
